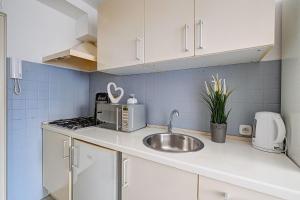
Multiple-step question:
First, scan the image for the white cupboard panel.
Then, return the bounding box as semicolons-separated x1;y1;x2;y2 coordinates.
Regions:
98;0;145;69
198;176;282;200
72;140;119;200
122;154;198;200
102;45;271;75
145;0;194;62
43;130;70;200
195;0;275;56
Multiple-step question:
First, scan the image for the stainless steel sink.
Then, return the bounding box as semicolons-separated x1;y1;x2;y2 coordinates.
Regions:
143;133;204;153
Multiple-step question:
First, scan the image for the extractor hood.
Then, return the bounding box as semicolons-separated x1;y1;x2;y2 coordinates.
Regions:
42;42;97;72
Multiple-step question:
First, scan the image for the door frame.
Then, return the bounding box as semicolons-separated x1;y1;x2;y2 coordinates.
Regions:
0;12;7;200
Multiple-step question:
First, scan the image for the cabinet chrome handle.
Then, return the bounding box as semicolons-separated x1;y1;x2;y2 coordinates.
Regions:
116;107;119;131
184;24;189;52
136;37;143;61
198;20;204;49
224;192;229;200
63;140;69;159
72;146;79;168
122;159;129;188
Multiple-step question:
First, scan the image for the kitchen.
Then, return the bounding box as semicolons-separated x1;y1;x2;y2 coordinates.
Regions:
0;0;300;200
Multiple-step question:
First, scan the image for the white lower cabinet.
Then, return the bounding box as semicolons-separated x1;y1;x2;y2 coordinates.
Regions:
121;153;198;200
72;139;119;200
43;131;282;200
198;176;282;200
43;131;119;200
43;130;71;200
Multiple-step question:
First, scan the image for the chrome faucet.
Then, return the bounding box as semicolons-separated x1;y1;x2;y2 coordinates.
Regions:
168;109;179;133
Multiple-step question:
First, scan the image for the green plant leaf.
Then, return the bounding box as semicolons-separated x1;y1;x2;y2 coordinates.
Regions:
201;76;233;124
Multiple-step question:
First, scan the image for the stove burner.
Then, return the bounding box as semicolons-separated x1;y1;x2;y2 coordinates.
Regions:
49;117;96;130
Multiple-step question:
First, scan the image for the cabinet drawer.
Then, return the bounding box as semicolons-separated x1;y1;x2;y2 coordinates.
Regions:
198;176;282;200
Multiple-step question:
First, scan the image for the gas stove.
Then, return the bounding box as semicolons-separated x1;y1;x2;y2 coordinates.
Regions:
48;117;96;130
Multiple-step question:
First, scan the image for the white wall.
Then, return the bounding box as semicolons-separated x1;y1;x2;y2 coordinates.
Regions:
281;0;300;166
263;0;282;61
0;12;7;200
0;0;79;63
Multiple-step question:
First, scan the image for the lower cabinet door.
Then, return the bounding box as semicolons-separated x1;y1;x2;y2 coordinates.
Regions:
198;176;282;200
43;130;71;200
72;139;119;200
122;154;198;200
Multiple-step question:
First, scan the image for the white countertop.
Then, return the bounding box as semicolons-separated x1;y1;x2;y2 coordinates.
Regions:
42;124;300;200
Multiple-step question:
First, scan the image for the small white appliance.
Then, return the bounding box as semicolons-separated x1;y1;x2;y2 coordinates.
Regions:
127;94;138;104
252;112;286;153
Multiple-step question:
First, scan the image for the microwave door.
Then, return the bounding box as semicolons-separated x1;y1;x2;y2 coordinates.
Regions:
97;104;121;130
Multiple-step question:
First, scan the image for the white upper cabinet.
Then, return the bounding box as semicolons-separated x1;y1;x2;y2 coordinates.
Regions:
195;0;275;56
145;0;194;62
98;0;145;69
97;0;275;75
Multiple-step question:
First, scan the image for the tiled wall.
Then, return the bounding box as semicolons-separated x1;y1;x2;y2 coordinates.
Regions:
90;60;281;134
7;59;281;199
7;60;90;200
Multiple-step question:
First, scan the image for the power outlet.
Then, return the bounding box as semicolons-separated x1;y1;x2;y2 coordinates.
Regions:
239;125;252;136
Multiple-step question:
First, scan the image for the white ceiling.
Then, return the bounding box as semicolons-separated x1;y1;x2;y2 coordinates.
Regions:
37;0;98;41
37;0;86;19
37;0;103;19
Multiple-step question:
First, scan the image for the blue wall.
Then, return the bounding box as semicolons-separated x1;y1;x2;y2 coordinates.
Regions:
7;59;281;199
7;60;90;200
90;60;281;134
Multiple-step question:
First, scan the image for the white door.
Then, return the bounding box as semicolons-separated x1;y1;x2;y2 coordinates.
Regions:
0;12;6;200
98;0;145;69
145;0;194;63
43;130;71;200
195;0;275;55
122;154;198;200
72;139;119;200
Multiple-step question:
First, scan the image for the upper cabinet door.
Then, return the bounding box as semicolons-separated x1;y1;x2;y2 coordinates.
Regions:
145;0;194;63
98;0;145;69
195;0;275;56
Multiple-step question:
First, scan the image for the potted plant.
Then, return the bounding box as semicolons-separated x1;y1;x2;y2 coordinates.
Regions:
202;75;232;143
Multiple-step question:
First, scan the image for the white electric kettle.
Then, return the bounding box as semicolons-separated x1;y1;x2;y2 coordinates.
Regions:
252;112;286;153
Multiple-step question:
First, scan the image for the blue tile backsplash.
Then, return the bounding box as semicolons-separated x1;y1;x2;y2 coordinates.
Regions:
7;60;90;200
7;59;281;200
89;60;281;134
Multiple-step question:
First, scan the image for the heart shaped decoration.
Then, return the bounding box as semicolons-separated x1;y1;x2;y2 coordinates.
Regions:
107;82;124;104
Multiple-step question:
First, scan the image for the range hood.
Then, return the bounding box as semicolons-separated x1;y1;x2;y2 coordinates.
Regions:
42;42;97;72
